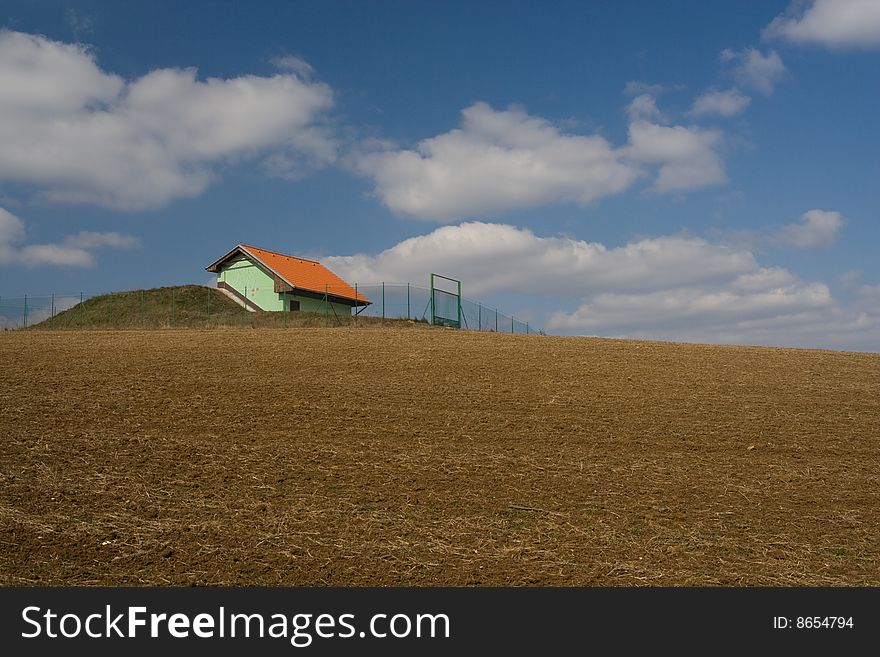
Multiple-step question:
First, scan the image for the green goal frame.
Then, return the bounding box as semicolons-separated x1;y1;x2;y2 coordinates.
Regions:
430;273;461;328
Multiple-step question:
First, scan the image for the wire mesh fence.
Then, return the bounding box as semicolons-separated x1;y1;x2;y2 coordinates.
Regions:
0;283;542;334
339;283;538;334
0;293;84;330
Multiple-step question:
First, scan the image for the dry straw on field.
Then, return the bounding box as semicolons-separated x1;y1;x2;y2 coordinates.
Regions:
1;328;878;585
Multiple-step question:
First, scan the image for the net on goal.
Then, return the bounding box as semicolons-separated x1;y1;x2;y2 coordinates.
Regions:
430;273;461;328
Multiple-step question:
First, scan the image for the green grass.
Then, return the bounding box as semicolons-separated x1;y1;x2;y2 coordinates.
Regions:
33;285;426;330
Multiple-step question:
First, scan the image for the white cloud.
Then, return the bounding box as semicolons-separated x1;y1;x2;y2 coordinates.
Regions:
0;207;26;243
325;221;755;297
351;102;728;220
717;209;846;251
625;94;667;122
549;282;832;334
557;294;880;351
0;30;123;114
260;152;312;181
721;48;786;96
0;30;335;210
764;0;880;49
350;102;640;221
857;283;880;300
857;284;880;314
13;244;95;268
773;209;844;249
732;267;798;291
688;88;751;117
0;206;138;268
325;221;880;351
271;54;316;78
625;121;726;193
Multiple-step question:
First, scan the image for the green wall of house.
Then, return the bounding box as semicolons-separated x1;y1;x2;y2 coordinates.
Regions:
218;255;284;311
291;295;352;316
217;255;353;316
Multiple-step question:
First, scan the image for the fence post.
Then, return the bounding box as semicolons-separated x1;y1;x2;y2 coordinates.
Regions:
495;308;498;332
407;283;410;320
171;287;175;325
381;282;385;319
457;279;461;328
80;292;83;320
51;293;55;318
354;283;358;327
325;284;329;326
526;322;529;335
478;303;482;331
23;294;28;328
511;315;514;334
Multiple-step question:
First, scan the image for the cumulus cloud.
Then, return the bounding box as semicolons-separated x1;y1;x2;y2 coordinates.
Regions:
349;102;640;221
325;221;879;350
0;30;335;210
764;0;880;49
12;244;95;268
625;94;667;122
773;209;844;249
549;281;832;335
554;289;880;351
351;102;728;220
688;88;751;117
0;207;138;267
325;221;754;297
720;48;787;96
625;121;726;193
0;207;26;243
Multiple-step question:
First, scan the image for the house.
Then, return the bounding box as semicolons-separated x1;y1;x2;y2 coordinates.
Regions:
205;244;370;314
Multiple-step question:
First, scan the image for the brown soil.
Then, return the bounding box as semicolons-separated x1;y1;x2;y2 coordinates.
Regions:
1;328;878;586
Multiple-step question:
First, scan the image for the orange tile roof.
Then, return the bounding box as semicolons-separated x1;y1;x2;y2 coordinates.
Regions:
241;244;370;304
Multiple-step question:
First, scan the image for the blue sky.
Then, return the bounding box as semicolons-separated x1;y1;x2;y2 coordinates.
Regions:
1;0;878;350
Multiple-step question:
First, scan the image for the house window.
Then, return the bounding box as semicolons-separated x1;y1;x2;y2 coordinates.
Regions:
289;299;300;311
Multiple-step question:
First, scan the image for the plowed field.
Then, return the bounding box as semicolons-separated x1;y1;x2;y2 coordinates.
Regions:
2;328;878;585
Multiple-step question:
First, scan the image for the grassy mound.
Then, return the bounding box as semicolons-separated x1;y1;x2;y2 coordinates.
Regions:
34;285;422;330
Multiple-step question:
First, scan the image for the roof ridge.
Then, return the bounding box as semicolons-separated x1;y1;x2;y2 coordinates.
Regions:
241;243;321;265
